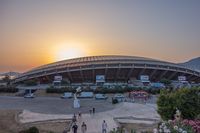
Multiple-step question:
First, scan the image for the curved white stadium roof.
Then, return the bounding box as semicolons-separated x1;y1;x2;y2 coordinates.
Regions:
30;55;174;72
14;55;200;83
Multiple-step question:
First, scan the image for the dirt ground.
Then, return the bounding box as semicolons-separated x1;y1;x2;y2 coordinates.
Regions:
0;109;71;133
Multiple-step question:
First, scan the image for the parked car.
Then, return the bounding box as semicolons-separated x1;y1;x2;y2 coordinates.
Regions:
61;92;73;99
24;93;35;98
77;92;94;98
95;94;108;100
113;93;125;102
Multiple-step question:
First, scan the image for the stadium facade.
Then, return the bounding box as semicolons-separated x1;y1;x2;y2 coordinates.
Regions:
13;55;200;84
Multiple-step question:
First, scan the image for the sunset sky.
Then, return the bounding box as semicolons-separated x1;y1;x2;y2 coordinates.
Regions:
0;0;200;73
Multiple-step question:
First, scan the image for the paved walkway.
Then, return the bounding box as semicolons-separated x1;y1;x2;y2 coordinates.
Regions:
19;102;160;133
70;114;118;133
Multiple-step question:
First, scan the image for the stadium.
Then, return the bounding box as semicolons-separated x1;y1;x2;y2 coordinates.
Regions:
13;55;200;84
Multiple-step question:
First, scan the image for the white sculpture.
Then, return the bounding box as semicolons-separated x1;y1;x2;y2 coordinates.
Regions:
73;87;81;108
174;108;181;121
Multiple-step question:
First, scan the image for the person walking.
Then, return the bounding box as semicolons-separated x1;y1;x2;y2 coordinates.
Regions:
72;122;78;133
102;120;108;133
89;109;92;115
81;122;87;133
78;111;82;119
72;113;77;123
92;107;95;114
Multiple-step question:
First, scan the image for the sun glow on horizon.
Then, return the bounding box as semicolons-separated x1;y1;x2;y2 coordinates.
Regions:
53;42;88;61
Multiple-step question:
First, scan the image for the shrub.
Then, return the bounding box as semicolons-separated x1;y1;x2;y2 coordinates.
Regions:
0;87;18;93
157;88;200;120
157;92;175;120
82;87;94;92
46;86;162;95
157;120;195;133
112;98;119;104
147;88;161;95
94;86;134;94
160;78;171;86
29;127;39;133
46;87;76;93
19;127;39;133
24;80;37;86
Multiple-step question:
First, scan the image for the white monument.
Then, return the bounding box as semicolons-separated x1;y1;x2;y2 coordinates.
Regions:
73;87;81;108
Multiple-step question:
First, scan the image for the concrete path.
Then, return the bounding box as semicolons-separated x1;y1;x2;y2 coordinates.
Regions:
19;102;160;133
70;114;118;133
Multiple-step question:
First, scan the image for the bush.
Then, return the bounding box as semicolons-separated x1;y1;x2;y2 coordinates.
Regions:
160;78;171;86
157;120;195;133
157;92;175;120
94;86;131;94
29;127;39;133
19;127;39;133
24;80;37;86
0;87;18;93
46;86;162;95
112;98;119;104
46;87;76;93
157;87;200;120
146;88;161;95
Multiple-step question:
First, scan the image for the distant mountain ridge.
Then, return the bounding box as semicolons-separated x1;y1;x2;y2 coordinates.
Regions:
179;57;200;71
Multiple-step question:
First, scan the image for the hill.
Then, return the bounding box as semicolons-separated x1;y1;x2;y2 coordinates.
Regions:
179;57;200;71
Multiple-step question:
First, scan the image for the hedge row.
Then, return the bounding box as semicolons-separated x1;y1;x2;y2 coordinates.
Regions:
95;87;131;94
23;80;37;86
46;87;76;93
46;86;162;94
0;87;18;93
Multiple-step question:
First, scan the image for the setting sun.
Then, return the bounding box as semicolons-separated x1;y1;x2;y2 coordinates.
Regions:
53;42;87;61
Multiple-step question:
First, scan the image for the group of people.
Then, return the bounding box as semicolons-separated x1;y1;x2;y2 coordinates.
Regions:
72;120;108;133
89;107;95;115
72;122;87;133
72;111;82;122
71;107;109;133
71;111;108;133
72;112;87;133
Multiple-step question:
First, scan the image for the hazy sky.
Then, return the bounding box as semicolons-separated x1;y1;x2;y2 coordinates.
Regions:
0;0;200;72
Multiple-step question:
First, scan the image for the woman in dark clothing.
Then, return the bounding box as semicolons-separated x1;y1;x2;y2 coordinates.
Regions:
72;123;78;133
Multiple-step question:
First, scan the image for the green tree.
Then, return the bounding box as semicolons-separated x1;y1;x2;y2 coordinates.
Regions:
175;88;200;119
160;78;171;84
157;90;176;120
157;88;200;120
160;79;171;87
